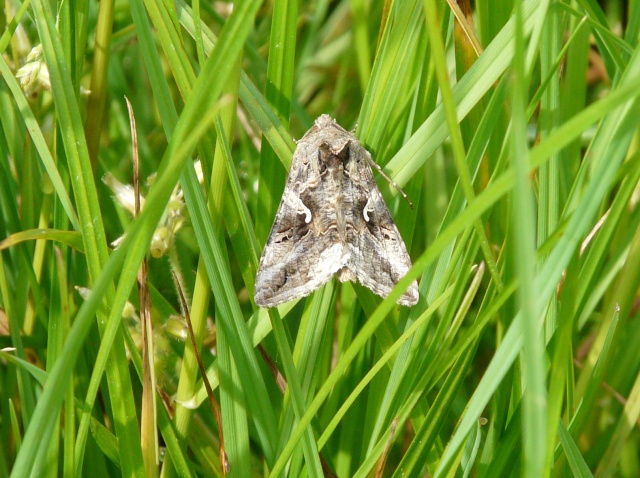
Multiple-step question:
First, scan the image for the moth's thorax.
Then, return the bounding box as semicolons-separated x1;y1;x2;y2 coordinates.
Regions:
317;137;351;165
303;140;366;239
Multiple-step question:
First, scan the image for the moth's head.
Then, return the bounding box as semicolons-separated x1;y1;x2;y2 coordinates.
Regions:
314;114;335;129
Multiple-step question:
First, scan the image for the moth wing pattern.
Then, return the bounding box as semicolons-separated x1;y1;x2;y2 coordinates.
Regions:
347;178;419;307
254;130;347;307
254;114;419;308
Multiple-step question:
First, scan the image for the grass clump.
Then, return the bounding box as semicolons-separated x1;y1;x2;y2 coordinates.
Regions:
1;0;640;476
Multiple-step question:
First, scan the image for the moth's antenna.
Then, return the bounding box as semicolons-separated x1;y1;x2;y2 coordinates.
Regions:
367;157;414;209
353;121;414;209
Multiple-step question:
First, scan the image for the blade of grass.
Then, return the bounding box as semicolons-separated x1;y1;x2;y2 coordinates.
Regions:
0;55;79;231
12;1;264;474
386;0;543;188
25;0;144;474
510;2;547;477
595;366;640;477
557;421;594;478
83;0;115;169
435;39;640;478
423;0;502;292
255;0;297;243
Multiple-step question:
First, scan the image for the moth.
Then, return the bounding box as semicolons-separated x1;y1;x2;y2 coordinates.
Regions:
254;114;419;307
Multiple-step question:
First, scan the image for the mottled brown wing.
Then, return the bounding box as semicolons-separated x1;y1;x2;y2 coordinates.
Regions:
255;119;344;307
254;187;348;308
348;186;419;306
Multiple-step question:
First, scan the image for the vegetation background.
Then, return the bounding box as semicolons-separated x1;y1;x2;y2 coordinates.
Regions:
2;0;640;476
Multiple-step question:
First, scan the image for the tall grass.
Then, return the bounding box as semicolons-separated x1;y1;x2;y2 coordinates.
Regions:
1;0;640;476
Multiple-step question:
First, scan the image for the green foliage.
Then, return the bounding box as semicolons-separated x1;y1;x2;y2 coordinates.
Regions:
1;0;640;476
